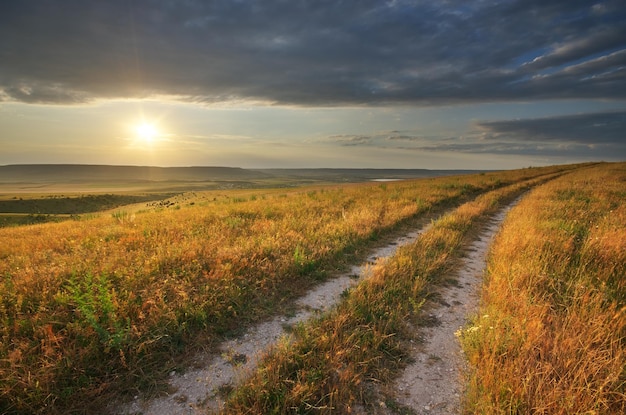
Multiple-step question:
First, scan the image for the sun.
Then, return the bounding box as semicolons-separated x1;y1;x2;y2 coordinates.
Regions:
135;123;159;143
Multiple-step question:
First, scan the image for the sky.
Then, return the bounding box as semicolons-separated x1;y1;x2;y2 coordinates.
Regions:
1;0;625;169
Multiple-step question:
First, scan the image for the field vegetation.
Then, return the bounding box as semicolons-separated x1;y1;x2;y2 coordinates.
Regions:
0;163;596;414
222;168;563;413
459;163;625;414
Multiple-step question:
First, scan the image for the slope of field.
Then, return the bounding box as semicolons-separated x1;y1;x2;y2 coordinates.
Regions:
0;164;587;414
0;165;491;228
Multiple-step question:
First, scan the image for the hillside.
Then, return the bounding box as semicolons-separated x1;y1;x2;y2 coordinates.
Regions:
0;164;490;186
0;164;269;183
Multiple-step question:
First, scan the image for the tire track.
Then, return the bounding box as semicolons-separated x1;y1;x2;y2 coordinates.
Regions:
384;198;520;415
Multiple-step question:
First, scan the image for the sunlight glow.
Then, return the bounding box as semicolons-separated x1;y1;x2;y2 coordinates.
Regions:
135;123;159;143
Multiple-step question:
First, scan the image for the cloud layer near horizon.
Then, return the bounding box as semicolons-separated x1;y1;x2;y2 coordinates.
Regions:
1;0;625;106
321;110;626;158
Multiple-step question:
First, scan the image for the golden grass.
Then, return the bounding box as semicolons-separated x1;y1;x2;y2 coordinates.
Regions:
0;164;580;414
460;162;625;414
223;171;562;414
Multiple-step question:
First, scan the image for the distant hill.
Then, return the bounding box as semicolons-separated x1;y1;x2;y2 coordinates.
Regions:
0;164;270;183
0;165;492;191
254;168;485;181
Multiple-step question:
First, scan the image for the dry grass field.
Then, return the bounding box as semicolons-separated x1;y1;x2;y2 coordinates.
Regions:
2;163;618;414
222;169;561;414
222;162;624;414
460;162;625;414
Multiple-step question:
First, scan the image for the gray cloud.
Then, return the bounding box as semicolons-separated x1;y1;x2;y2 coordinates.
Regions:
320;112;625;159
414;141;617;158
414;111;626;159
520;26;626;73
0;0;625;106
476;111;626;144
325;131;444;147
326;134;375;146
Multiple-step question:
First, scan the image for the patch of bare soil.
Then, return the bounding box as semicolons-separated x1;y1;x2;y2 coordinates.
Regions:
378;202;518;415
112;223;433;415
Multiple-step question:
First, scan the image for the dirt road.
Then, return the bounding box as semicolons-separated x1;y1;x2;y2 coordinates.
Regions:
384;202;518;414
114;201;516;415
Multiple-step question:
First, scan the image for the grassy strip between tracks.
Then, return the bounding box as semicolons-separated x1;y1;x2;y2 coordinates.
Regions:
459;162;626;414
223;169;565;413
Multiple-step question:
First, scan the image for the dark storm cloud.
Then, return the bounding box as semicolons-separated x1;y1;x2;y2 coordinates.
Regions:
476;111;626;144
1;0;625;105
412;111;626;159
